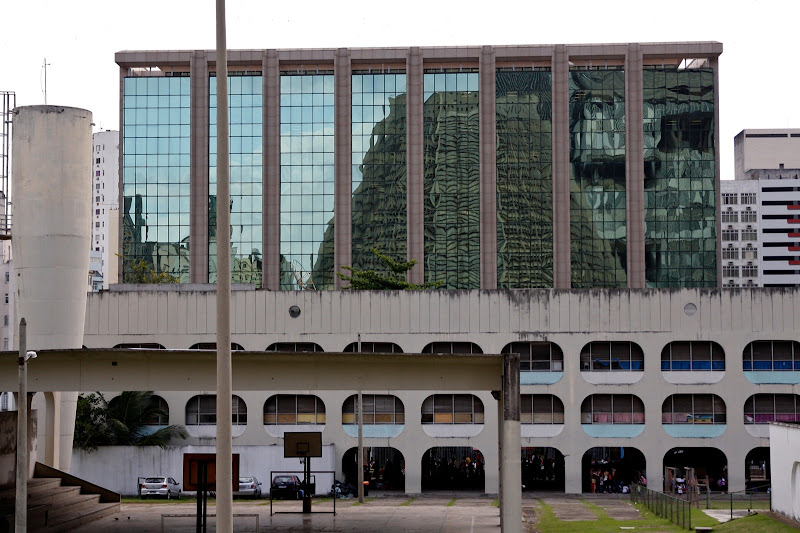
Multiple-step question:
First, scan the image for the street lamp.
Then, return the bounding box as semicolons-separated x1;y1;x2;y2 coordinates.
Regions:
15;318;34;533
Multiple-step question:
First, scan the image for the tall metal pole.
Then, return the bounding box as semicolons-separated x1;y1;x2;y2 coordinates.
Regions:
215;1;233;532
15;318;27;533
357;389;364;503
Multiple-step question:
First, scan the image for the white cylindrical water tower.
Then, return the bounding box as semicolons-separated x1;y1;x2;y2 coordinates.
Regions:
12;105;92;472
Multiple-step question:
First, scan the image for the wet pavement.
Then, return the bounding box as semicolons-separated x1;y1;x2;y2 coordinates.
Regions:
72;494;504;533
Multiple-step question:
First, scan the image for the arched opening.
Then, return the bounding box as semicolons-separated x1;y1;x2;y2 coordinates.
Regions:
342;447;405;492
582;447;645;493
503;341;563;372
522;447;565;492
343;342;403;353
421;342;483;354
265;342;324;352
141;394;169;427
661;341;725;371
185;394;247;438
745;447;770;490
422;447;485;491
113;343;166;349
663;447;728;494
580;341;644;372
190;342;245;351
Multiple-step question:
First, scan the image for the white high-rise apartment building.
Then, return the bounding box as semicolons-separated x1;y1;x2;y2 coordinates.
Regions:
720;180;760;287
91;130;119;290
722;129;800;287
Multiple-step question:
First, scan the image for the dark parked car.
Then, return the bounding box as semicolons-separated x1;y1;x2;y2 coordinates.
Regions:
271;475;303;500
235;476;263;499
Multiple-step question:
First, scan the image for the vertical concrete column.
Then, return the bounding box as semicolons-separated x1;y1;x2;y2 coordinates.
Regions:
12;106;92;473
564;452;583;494
406;47;425;285
190;50;210;283
479;46;497;290
117;66;126;283
500;353;521;532
404;449;422;494
44;391;60;468
551;45;571;289
625;44;645;288
334;49;352;290
711;57;722;288
263;50;281;290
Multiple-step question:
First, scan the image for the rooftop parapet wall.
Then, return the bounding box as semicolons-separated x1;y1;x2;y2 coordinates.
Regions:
84;288;799;341
115;42;722;70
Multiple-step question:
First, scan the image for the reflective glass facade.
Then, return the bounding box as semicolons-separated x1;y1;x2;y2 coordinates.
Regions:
569;69;627;288
279;73;335;290
423;71;480;289
643;68;716;287
209;75;263;286
351;73;407;275
122;76;191;282
496;69;553;288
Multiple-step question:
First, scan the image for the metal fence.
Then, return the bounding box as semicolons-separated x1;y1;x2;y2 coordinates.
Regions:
701;484;771;521
630;483;692;530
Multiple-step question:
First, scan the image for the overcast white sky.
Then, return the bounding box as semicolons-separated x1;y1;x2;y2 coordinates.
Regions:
1;0;798;179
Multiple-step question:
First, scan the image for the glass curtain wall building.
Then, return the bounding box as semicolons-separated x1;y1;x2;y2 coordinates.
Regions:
116;43;721;290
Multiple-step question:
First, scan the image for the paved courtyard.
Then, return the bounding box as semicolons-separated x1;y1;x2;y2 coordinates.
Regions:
72;494;505;533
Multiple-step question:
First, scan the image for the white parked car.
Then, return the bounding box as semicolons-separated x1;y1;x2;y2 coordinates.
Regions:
140;476;181;499
234;476;263;499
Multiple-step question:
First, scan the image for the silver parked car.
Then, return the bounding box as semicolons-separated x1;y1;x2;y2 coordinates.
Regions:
140;476;181;499
235;476;263;499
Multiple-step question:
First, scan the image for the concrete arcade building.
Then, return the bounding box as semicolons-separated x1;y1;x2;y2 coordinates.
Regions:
20;42;800;496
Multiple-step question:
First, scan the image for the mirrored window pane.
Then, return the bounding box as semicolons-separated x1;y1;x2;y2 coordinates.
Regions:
644;68;717;287
569;69;627;288
496;69;553;288
423;71;480;289
122;75;191;282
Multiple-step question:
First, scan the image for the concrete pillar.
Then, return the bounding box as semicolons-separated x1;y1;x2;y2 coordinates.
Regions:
117;66;126;283
625;43;645;288
190;51;210;284
727;447;746;493
406;47;424;285
551;45;571;289
12;106;92;474
263;50;280;290
333;49;352;290
500;353;521;532
44;391;60;468
405;449;422;494
479;46;497;290
711;57;722;288
564;452;583;494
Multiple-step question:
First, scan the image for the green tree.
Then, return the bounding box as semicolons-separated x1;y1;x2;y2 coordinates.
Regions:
74;391;188;452
122;257;179;284
337;248;444;290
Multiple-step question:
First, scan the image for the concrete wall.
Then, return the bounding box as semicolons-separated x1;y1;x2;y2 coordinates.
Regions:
71;444;335;497
735;129;800;179
0;410;37;485
769;422;800;521
77;287;800;493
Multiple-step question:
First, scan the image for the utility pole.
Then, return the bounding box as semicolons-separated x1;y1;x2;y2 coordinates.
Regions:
214;1;232;532
15;318;27;533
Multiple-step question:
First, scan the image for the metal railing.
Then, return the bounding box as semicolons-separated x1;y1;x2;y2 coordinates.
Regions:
630;483;692;530
701;484;771;521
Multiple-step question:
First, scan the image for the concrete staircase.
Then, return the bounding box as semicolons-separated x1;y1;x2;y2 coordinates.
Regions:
0;465;120;532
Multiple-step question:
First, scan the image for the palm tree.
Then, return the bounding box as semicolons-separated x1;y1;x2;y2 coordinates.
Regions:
104;391;188;448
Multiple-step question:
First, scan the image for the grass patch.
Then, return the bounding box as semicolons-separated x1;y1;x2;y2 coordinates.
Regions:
491;498;499;508
713;513;800;532
446;498;457;507
535;499;686;533
351;497;375;506
399;497;416;506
